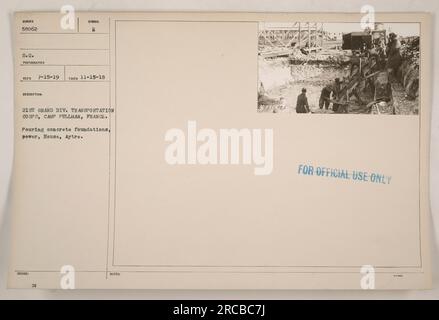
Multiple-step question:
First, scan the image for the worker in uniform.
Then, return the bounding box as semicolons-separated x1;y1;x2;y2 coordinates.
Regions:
296;88;310;113
331;78;342;113
386;32;402;81
319;84;333;110
372;36;387;69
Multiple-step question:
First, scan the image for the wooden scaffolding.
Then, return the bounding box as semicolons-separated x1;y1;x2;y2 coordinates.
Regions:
258;22;324;49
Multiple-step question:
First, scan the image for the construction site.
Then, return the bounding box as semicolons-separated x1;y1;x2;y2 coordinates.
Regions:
257;22;420;115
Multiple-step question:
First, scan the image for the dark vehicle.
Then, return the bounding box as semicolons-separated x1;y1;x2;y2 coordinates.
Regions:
342;32;372;51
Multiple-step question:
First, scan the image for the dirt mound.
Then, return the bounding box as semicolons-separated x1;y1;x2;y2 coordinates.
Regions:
398;37;420;99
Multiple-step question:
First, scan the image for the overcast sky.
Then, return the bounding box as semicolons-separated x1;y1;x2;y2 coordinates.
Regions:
261;22;420;37
322;22;420;37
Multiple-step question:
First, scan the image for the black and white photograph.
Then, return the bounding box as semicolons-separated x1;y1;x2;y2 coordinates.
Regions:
258;22;420;114
1;0;438;302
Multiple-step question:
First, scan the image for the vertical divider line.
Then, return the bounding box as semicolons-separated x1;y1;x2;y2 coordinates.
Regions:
105;16;112;280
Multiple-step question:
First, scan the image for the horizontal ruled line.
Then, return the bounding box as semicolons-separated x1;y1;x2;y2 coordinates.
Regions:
20;32;109;35
20;48;109;51
20;80;110;83
20;64;110;67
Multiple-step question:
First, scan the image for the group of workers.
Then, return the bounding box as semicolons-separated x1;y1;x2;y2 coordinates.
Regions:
295;32;402;114
295;77;343;114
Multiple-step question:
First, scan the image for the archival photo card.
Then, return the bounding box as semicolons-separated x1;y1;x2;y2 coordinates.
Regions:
258;22;420;115
9;12;432;290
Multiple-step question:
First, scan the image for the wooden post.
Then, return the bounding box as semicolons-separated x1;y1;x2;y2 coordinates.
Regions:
298;23;301;48
307;22;310;48
314;23;317;48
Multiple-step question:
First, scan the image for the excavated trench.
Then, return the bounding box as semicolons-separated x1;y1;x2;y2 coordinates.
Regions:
258;55;419;115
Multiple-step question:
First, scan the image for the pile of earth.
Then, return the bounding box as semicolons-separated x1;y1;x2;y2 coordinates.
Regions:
398;37;420;99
